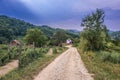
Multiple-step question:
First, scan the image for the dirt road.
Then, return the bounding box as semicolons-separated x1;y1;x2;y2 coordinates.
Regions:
0;60;18;77
34;47;94;80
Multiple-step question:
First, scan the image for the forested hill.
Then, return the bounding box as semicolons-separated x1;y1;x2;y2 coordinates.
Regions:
0;15;80;43
0;15;34;36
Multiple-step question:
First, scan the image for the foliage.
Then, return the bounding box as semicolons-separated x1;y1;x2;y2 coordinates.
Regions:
24;28;47;47
51;30;68;46
0;45;18;66
20;48;49;67
0;15;34;36
110;31;120;46
0;47;66;80
79;48;120;80
80;9;109;51
0;15;79;44
52;47;66;54
73;38;80;47
0;54;60;80
100;51;120;63
0;26;14;44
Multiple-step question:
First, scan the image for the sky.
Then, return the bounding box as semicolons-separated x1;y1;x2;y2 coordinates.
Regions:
0;0;120;31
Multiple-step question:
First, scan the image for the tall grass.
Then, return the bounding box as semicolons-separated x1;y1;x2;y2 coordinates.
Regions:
52;47;66;54
78;48;120;80
100;51;120;64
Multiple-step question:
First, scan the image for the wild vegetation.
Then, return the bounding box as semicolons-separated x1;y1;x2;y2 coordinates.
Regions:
0;47;67;80
0;15;72;79
0;8;120;80
0;15;79;44
0;45;18;66
79;9;120;79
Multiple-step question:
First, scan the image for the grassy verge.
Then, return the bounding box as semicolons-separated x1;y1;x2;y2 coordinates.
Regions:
0;47;67;80
78;49;120;80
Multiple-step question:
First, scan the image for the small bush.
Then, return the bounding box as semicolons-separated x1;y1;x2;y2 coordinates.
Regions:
86;51;96;59
0;44;8;50
100;51;120;63
20;48;49;67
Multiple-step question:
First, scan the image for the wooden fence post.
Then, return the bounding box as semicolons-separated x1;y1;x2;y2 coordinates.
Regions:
18;44;22;68
8;44;11;59
33;42;35;50
8;44;10;52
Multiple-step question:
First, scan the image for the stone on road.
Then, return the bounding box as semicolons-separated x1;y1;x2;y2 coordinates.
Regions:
34;47;94;80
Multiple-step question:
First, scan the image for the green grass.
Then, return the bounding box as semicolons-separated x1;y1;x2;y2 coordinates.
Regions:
0;47;67;80
78;49;120;80
100;51;120;64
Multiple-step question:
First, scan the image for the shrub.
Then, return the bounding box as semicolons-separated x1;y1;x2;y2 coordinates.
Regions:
100;51;120;63
20;48;49;67
86;51;96;59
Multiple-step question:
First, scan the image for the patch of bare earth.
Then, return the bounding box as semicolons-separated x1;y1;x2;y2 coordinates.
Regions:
34;47;94;80
0;60;18;78
47;48;53;56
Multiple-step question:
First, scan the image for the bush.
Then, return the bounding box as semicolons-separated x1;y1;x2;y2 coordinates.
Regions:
20;48;49;67
100;51;120;63
0;45;18;66
0;45;8;50
86;51;96;59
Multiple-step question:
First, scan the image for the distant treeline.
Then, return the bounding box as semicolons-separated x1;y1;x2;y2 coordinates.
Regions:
0;15;79;44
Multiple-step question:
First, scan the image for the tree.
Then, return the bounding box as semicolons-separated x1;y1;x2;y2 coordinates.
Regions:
24;28;47;47
52;30;68;46
80;9;109;51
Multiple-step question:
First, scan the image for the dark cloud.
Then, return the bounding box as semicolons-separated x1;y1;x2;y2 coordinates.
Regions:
0;0;39;23
0;0;120;31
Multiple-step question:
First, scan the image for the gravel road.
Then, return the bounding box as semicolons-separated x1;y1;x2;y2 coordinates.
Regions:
34;47;94;80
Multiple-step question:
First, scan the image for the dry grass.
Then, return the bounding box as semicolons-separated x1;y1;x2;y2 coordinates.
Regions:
78;49;120;80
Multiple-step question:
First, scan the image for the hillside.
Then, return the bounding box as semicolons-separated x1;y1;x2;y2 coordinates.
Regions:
0;15;79;43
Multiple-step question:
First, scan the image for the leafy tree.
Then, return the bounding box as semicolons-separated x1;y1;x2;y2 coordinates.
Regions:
24;28;47;47
80;9;109;51
52;30;68;46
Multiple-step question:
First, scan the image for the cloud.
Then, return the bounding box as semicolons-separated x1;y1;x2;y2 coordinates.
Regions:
19;0;120;13
44;19;83;31
105;19;120;31
89;0;120;10
18;0;120;31
0;0;119;31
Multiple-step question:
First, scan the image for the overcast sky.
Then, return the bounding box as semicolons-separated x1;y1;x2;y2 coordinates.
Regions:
0;0;120;31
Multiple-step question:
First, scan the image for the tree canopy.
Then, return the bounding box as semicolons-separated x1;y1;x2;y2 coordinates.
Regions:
24;28;47;47
80;9;109;51
51;30;68;46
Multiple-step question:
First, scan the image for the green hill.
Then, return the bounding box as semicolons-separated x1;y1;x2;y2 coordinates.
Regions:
0;15;79;44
